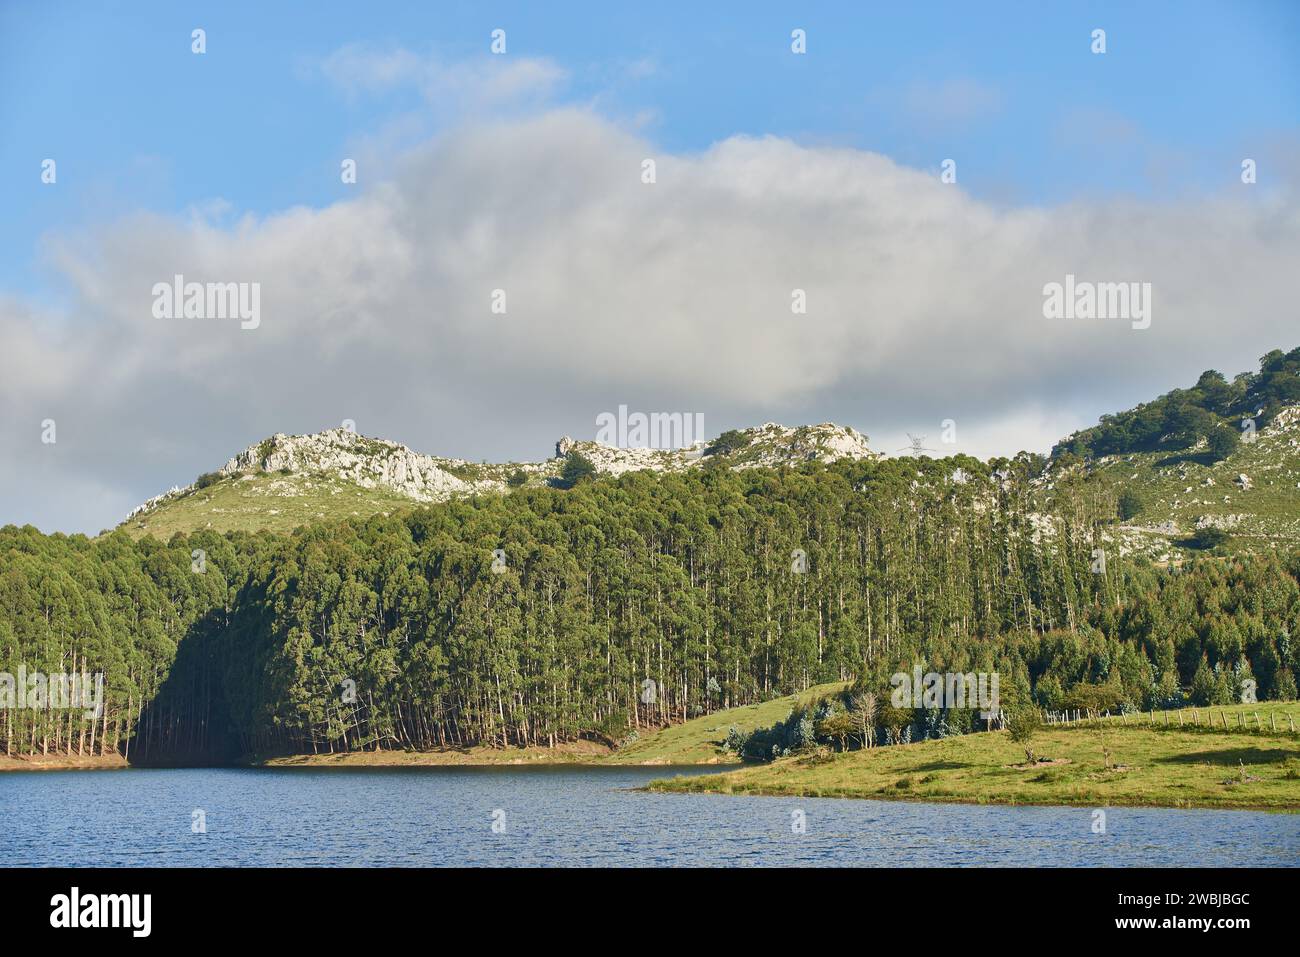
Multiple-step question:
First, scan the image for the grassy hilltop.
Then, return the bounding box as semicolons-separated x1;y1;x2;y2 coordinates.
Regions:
118;422;880;539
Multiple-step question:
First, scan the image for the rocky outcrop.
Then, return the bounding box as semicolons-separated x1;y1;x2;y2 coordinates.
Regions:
552;421;881;476
219;428;500;502
127;421;883;522
125;486;189;520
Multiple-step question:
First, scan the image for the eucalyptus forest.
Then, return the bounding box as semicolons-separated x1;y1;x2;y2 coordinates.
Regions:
3;448;1297;764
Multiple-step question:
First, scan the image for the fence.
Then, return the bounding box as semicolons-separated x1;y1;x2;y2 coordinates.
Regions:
1043;705;1299;733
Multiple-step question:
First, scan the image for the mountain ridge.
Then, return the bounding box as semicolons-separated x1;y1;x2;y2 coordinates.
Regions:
119;346;1300;549
122;421;883;537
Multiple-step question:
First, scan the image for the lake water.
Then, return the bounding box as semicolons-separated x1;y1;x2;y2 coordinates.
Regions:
2;765;1296;867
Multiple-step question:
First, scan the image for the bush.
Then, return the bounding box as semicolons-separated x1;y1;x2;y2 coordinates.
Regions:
705;429;751;456
1006;703;1042;763
194;472;222;490
1061;682;1126;714
793;713;817;750
723;725;749;754
814;711;856;750
1117;488;1144;521
560;452;596;488
1034;674;1065;710
1275;668;1298;702
506;470;528;488
1206;427;1240;462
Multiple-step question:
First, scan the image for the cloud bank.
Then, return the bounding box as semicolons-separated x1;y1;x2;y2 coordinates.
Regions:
3;107;1297;533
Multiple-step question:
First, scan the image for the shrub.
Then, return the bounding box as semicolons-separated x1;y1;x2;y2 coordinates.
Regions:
1006;703;1042;764
723;725;749;754
560;452;596;488
814;711;856;751
1206;427;1240;462
1117;488;1144;521
1274;668;1298;702
1062;682;1126;714
706;429;751;456
1034;674;1065;710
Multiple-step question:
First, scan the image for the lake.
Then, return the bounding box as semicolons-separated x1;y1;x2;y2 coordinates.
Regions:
2;765;1296;867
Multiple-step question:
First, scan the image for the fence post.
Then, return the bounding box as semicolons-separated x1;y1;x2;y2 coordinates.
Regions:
1270;713;1276;732
1254;712;1261;730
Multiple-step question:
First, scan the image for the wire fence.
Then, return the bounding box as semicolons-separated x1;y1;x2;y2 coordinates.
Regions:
1044;705;1299;733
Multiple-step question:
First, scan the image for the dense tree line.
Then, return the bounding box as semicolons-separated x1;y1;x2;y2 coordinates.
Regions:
2;452;1297;761
1053;347;1300;461
0;525;267;760
731;549;1300;761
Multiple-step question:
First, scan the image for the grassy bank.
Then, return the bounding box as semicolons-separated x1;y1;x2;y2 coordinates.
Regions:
649;702;1300;810
0;752;128;773
601;682;847;765
12;693;1298;812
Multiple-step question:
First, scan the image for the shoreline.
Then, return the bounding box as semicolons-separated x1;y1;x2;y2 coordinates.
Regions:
0;741;736;772
6;742;1297;814
643;778;1300;813
0;752;128;773
255;742;617;768
644;721;1300;813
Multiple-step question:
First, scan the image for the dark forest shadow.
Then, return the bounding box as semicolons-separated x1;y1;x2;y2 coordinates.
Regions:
130;607;241;767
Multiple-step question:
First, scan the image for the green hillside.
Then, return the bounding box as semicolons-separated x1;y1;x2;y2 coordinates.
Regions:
603;683;848;765
1037;404;1300;558
1037;347;1300;556
1053;346;1300;460
123;472;430;540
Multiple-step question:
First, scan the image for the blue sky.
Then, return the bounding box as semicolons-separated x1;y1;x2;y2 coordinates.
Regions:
4;1;1297;299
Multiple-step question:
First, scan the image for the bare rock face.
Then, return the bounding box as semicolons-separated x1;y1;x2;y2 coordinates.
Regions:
738;423;879;466
549;422;881;478
220;428;497;502
1197;513;1246;530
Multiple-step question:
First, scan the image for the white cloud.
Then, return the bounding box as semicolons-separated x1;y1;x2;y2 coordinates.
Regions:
318;44;567;109
2;108;1297;532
